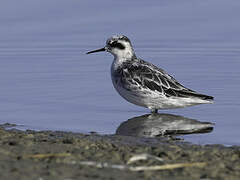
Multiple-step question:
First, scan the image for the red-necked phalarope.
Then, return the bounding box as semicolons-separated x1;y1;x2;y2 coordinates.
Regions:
87;35;214;113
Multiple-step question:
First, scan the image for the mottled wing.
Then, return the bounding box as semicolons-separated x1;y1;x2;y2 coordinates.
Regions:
120;59;213;100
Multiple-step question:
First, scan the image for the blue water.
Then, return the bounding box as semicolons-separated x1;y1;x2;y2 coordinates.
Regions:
0;0;240;145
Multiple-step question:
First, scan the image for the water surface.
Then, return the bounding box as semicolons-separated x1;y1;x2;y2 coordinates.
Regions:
0;0;240;145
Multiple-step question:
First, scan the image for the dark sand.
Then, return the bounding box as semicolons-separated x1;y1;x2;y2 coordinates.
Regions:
0;124;239;180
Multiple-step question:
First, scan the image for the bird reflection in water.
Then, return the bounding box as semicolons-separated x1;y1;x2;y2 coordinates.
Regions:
116;113;214;137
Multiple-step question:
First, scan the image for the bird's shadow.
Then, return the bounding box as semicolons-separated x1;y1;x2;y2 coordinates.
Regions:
116;113;214;138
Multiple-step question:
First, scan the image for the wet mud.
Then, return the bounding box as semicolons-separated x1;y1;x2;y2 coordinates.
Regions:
0;123;239;180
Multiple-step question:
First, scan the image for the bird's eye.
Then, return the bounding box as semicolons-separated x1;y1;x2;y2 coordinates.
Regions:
109;41;125;50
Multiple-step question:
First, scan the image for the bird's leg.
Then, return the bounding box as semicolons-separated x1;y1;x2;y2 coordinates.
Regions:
151;109;158;114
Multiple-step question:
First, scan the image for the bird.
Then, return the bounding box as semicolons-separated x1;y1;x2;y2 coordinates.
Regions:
86;35;214;113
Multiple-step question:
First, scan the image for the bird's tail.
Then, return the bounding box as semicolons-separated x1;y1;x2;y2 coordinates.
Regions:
176;90;214;102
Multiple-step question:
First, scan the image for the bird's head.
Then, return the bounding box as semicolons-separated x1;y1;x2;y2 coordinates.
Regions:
87;35;136;59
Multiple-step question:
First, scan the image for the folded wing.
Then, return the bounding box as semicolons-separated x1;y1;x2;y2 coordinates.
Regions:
120;59;213;101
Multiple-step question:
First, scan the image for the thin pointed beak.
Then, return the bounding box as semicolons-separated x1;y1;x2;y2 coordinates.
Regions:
86;47;106;54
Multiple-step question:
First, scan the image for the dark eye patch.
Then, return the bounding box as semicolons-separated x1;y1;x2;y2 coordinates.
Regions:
109;41;125;49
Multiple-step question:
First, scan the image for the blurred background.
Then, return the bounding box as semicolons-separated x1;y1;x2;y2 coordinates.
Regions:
0;0;240;145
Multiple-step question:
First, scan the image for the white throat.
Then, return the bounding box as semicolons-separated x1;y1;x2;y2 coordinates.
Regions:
110;41;135;60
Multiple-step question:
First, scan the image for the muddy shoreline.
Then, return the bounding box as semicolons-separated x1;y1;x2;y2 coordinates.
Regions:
0;124;239;180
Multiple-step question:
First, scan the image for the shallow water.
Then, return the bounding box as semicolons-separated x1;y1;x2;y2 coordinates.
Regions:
0;0;240;145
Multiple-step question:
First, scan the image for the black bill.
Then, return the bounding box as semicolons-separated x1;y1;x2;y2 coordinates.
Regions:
86;47;105;54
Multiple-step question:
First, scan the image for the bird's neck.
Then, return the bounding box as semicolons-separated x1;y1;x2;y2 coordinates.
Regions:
114;51;136;62
112;54;137;71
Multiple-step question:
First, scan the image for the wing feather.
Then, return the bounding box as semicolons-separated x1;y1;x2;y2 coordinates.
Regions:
116;58;213;100
119;59;186;96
